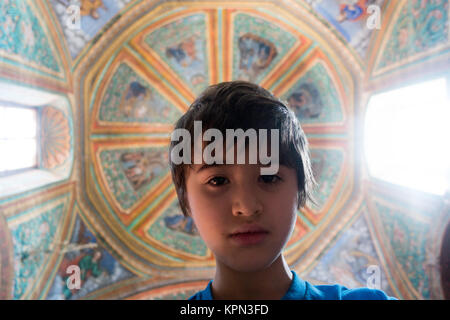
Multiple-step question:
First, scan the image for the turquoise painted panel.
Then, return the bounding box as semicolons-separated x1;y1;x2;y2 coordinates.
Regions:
46;214;134;300
310;148;344;212
282;62;344;124
306;209;396;297
232;12;297;83
0;0;60;72
99;147;169;211
9;200;67;299
377;0;449;70
99;63;182;123
144;13;210;95
147;200;207;257
375;201;431;299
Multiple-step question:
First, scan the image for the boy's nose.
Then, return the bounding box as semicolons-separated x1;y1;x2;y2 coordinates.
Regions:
231;185;263;217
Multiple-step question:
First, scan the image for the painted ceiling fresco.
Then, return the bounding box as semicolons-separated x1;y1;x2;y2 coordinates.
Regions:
50;0;134;59
367;0;450;83
0;0;72;90
79;2;356;276
49;0;388;66
305;0;386;59
0;0;449;300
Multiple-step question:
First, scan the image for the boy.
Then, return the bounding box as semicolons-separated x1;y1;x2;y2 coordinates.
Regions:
169;81;395;300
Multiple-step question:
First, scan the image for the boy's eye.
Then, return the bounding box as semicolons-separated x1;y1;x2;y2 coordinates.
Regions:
259;175;281;184
207;176;229;186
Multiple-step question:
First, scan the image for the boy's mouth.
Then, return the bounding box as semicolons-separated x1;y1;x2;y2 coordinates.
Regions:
229;224;269;245
229;224;268;236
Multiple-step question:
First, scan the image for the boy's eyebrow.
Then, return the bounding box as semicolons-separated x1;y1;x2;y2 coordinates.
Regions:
194;163;223;173
194;163;281;173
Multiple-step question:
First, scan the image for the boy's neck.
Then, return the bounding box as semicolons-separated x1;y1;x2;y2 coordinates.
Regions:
211;254;293;300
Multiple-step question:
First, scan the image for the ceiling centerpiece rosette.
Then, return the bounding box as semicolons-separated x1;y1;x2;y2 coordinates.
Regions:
75;0;361;278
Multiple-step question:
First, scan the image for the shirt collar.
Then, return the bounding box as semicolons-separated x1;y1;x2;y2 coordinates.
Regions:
281;270;306;300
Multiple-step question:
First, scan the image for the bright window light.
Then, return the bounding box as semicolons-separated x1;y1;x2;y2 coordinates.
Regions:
0;106;38;174
365;77;450;195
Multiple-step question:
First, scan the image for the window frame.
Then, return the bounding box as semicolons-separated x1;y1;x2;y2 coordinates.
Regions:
0;81;73;199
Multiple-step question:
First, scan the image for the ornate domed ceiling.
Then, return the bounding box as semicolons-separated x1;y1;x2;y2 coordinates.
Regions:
1;0;449;300
74;0;362;277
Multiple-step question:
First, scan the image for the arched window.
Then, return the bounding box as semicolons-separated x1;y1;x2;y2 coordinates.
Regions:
364;77;450;195
0;105;39;176
0;82;73;198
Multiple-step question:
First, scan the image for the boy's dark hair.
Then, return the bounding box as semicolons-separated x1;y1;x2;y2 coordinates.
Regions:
169;80;316;217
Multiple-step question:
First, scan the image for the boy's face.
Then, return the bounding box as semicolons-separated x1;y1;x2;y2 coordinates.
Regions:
184;150;299;273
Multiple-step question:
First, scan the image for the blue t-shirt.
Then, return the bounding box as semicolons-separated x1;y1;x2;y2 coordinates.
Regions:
189;270;396;300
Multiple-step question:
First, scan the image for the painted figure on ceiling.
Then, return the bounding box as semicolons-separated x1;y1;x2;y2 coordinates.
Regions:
166;35;197;67
120;151;166;190
337;0;368;23
48;221;128;300
287;83;323;119
57;222;106;299
60;249;105;299
21;18;35;51
238;33;277;82
164;214;198;236
166;35;206;87
119;81;169;120
80;0;105;19
120;81;148;118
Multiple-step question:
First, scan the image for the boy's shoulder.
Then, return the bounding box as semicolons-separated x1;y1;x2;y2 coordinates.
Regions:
188;280;213;300
289;271;396;300
305;282;396;300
